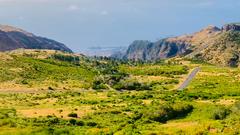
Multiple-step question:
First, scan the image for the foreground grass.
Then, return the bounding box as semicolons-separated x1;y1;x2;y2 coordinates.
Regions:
0;89;240;135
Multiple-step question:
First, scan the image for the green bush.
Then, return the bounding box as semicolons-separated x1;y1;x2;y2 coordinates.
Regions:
51;54;80;64
68;113;78;118
76;120;85;126
142;103;193;123
44;127;71;135
114;80;151;91
211;107;230;120
92;79;108;90
86;121;97;127
0;108;16;119
231;101;240;114
69;119;77;125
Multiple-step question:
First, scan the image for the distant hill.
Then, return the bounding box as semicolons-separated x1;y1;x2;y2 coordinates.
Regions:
0;25;72;52
115;23;240;67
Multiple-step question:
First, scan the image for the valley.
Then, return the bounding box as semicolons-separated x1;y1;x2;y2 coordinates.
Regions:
1;1;240;134
0;50;240;134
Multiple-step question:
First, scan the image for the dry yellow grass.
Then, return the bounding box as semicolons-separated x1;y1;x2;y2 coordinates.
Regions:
8;49;83;59
217;99;236;106
196;99;236;106
198;72;229;76
0;82;38;92
142;100;152;105
132;75;170;83
161;121;198;128
18;106;94;119
0;53;13;61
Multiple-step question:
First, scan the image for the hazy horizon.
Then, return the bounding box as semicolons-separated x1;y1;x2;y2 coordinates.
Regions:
0;0;240;52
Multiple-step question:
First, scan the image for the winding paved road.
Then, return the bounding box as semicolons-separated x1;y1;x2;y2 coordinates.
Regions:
178;67;201;90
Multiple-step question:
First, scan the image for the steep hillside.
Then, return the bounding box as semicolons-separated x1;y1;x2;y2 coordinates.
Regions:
0;25;72;52
119;23;240;67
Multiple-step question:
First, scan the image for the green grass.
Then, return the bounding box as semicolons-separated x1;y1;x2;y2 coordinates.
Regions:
0;55;97;89
119;64;188;77
0;50;240;134
187;65;240;97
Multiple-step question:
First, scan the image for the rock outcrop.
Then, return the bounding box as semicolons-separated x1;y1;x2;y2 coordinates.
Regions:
222;23;240;31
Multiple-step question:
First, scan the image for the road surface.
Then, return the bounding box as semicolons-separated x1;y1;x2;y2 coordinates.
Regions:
178;67;201;90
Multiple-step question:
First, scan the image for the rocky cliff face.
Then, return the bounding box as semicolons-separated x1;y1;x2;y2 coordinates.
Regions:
123;40;191;61
0;25;72;52
117;23;240;67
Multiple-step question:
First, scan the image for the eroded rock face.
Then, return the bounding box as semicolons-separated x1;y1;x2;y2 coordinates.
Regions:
117;23;240;67
123;39;192;61
0;25;72;52
222;24;240;31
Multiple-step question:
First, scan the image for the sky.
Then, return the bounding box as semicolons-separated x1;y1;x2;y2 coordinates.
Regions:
0;0;240;52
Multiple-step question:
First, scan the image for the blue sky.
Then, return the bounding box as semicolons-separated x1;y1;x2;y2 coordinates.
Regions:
0;0;240;52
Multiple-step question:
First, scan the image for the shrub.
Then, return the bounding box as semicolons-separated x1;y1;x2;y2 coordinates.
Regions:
172;103;194;117
76;120;85;126
21;79;29;84
211;107;230;120
92;76;108;90
231;101;240;114
51;54;80;64
86;121;97;127
47;116;59;125
142;103;193;123
92;81;108;90
69;119;77;125
114;80;151;91
68;113;78;118
45;127;71;135
144;105;175;122
48;87;55;90
0;108;17;119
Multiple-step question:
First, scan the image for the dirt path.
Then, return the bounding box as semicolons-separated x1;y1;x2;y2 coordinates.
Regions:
178;67;201;90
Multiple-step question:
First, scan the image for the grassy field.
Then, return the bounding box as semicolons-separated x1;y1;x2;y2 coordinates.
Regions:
0;50;240;134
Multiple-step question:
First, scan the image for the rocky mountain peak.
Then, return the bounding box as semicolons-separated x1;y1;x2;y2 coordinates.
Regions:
222;23;240;31
0;25;34;37
201;25;221;33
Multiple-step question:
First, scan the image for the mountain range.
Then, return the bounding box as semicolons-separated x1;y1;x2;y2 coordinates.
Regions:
115;23;240;67
0;25;72;53
1;23;240;67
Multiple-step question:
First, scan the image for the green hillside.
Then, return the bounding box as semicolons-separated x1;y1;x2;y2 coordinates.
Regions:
0;50;240;134
0;50;96;90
